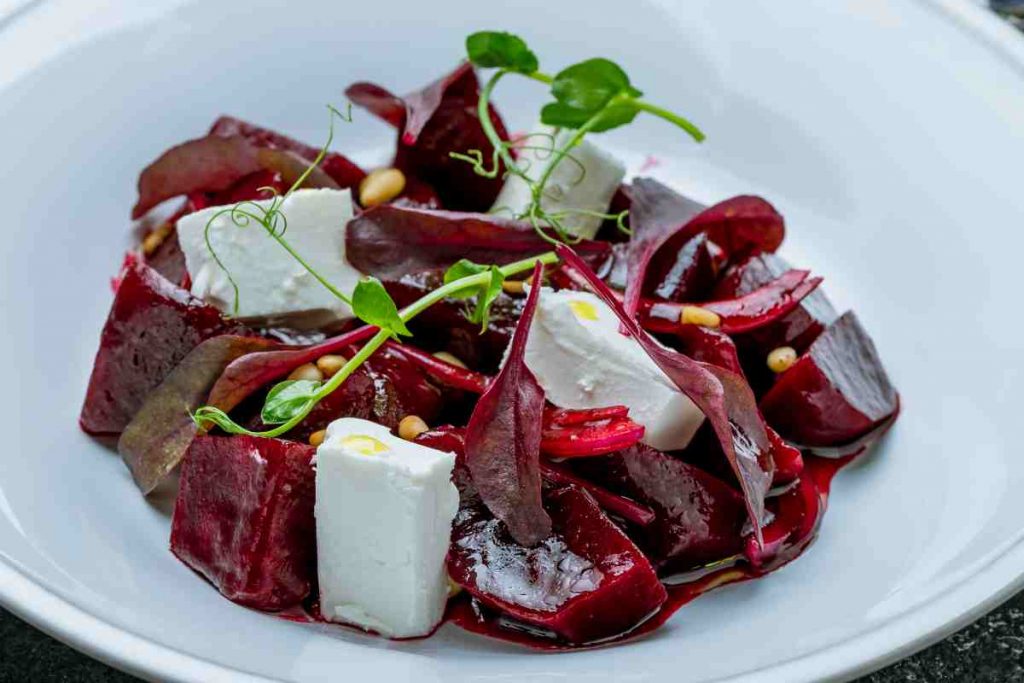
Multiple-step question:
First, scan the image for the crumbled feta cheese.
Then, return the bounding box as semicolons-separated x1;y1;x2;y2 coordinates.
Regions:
314;418;459;638
490;125;626;239
523;289;706;451
176;188;360;324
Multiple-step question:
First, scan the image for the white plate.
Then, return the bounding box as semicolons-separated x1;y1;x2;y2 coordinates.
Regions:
2;0;1024;681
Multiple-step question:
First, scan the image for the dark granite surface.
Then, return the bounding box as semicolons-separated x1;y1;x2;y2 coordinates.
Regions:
3;591;1024;681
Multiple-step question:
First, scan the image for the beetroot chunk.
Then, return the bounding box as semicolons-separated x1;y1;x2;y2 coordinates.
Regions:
570;443;747;574
170;436;316;610
448;483;667;644
760;312;898;446
645;232;717;302
714;252;837;352
80;258;244;435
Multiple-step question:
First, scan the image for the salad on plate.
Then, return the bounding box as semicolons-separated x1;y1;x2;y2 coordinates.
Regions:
79;31;899;647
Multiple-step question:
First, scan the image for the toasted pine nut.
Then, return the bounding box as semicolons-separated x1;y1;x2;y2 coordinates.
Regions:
142;222;173;256
447;575;463;597
767;346;798;374
502;279;525;295
432;351;467;369
679;305;721;329
359;167;406;208
288;363;324;382
309;429;327;447
315;354;348;378
398;415;429;441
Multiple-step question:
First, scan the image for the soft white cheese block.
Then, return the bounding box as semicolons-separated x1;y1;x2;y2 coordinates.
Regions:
522;289;705;452
176;188;360;324
490;125;626;239
314;418;459;638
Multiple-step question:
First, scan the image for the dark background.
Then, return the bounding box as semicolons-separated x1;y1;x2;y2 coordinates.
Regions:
5;3;1024;682
2;590;1024;681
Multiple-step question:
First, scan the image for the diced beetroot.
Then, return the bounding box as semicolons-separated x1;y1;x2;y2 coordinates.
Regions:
714;252;837;353
209;115;366;189
448;483;667;644
80;258;244;435
539;461;656;527
170;436;316;610
760;312;898;447
744;471;823;569
246;343;444;440
645;233;717;302
672;325;745;375
570;443;747;574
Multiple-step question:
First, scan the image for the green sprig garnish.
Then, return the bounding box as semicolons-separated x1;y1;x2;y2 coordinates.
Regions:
456;30;704;244
443;259;506;331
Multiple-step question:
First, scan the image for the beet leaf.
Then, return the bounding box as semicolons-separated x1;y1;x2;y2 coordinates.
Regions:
464;262;551;545
118;335;280;494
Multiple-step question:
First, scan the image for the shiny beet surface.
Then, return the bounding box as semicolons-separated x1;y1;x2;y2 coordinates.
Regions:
448;482;667;644
570;443;747;574
761;311;898;447
645;232;717;302
80;258;244;435
170;436;316;610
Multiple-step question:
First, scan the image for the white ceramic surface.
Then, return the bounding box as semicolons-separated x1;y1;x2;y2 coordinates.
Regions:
2;1;1024;681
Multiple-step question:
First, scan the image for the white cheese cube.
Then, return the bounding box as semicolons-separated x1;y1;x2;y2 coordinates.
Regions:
490;125;626;239
523;289;705;452
176;188;360;324
314;418;459;638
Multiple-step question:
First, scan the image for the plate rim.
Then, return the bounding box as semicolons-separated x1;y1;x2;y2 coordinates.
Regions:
2;1;1023;681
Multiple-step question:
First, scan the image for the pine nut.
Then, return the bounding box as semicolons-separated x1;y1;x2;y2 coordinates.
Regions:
398;415;429;441
502;279;525;294
432;351;467;369
679;305;721;329
309;429;327;447
287;363;323;382
141;222;173;256
767;346;798;373
359;167;406;208
315;354;348;378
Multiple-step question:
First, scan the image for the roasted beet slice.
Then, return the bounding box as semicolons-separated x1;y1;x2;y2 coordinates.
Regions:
448;483;667;644
347;62;509;211
570;443;747;574
714;252;838;353
170;436;316;610
760;311;898;447
80;258;244;435
209;115;365;189
645;232;717;302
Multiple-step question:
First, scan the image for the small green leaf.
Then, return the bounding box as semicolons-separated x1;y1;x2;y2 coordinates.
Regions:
444;259;490;299
469;266;505;331
261;379;321;425
352;276;412;337
550;58;642;113
466;31;539;74
540;101;640;133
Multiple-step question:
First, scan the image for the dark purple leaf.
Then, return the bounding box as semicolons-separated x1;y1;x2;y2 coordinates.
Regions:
209;115;366;189
347;204;611;280
623;178;705;317
118;335;281;494
464;262;551;546
132;136;338;220
556;245;774;543
346;62;510;211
